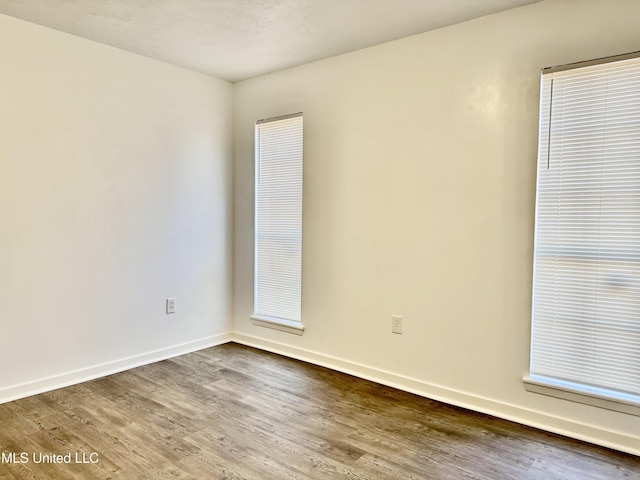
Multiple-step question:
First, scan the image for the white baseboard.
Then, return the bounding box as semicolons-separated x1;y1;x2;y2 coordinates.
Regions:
3;331;637;457
230;333;640;457
0;333;233;405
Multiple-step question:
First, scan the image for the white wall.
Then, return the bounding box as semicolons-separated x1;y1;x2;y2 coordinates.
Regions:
233;0;640;454
0;14;234;401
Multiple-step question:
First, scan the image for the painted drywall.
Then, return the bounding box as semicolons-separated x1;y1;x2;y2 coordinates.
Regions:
0;14;233;400
233;0;640;454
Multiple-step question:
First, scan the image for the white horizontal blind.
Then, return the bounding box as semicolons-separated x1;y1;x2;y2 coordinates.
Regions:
254;114;303;323
531;56;640;402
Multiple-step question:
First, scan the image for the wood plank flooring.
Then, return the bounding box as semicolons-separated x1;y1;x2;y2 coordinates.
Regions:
0;342;638;479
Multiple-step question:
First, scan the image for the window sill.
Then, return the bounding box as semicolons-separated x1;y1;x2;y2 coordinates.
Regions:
250;315;305;336
523;375;640;417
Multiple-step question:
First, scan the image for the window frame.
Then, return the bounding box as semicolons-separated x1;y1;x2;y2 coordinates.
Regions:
250;113;305;335
524;53;640;416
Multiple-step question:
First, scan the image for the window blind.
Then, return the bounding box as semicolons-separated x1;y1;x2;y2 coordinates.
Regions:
530;55;640;405
253;114;303;324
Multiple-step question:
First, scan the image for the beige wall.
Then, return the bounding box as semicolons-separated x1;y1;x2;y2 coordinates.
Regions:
233;0;640;454
0;14;234;400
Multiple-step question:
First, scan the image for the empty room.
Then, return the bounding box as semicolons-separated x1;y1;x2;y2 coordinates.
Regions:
1;0;639;478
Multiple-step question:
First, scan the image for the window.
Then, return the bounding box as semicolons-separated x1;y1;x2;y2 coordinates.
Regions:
525;54;640;415
251;113;304;335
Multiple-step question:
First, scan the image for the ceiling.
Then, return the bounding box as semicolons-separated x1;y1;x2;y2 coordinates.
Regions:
0;0;540;83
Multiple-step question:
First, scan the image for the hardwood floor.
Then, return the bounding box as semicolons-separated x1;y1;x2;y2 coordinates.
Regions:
0;343;638;479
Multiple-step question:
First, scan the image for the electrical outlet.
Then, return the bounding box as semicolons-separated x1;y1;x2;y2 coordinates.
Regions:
392;315;402;334
166;298;176;314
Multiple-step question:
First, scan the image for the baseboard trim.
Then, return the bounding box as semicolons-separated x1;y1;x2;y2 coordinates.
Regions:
3;331;637;457
0;333;233;405
230;333;640;457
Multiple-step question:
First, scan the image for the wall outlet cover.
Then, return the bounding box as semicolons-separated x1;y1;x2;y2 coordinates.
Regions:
166;298;176;314
392;315;402;334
